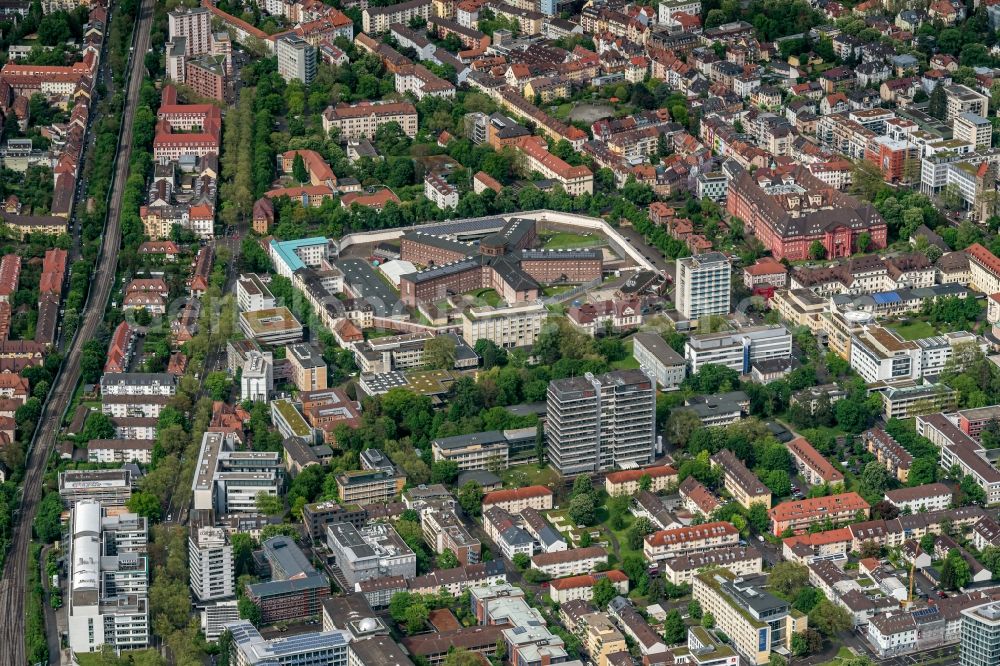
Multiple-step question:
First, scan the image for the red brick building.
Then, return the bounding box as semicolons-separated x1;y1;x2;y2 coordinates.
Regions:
726;164;886;261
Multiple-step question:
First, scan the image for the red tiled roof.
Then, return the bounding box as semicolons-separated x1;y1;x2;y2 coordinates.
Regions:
606;465;678;485
770;492;869;522
548;569;628;590
646;521;738;546
483;485;553;505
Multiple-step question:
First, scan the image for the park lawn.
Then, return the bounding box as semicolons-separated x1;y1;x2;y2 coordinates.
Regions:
611;339;639;370
817;647;858;666
471;288;502;307
542;285;574;297
501;463;561;489
540;231;604;249
77;650;163;666
887;320;938;340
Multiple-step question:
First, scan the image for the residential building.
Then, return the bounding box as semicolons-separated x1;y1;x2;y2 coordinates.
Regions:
675;252;732;320
421;506;481;565
643;522;740;562
323;101;418;139
241;350;273;403
276;34;317;84
711;449;771;509
660;547;763;586
546;369;656;475
86;440;155;465
549;570;629;604
580;613;627;666
864;428;913;482
287;343;328;392
919;413;1000;506
632;332;686;390
237;274;276;312
769;492;871;536
189;514;235;602
954;112;992;149
530;546;608;578
884;483;952;513
514;136;594;195
363;0;432;33
482;485;553;514
604;465;678;496
424;173;459;209
692;571;807;665
168;7;212;56
967;243;1000;295
100;372;177;397
787;437;844;486
685;325;792;374
607;596;668;656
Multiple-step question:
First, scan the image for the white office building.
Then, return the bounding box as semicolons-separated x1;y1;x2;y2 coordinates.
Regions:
68;501;150;654
237;273;276;313
241;350;273;403
192;431;282;514
676;252;732;321
850;325;984;383
226;620;352;666
462;301;547;349
960;602;1000;666
685;325;792;374
276;34;317;84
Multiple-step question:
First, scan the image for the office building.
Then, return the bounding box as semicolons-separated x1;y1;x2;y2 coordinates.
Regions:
245;537;331;624
462;301;547;349
954;112;992;149
189;515;235;602
192;431;282;514
960;602;1000;666
546;369;656;475
241;350;273;402
850;325;984;383
632;332;686;390
685;325;792;374
676;252;731;320
692;571;807;665
335;467;406;506
431;431;510;471
326;522;417;588
237;274;276;312
59;469;134;507
945;84;989;122
276;34;317;84
226;620;352;666
68;501;150;654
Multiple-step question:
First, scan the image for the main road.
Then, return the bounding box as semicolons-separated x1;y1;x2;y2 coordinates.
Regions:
0;0;154;661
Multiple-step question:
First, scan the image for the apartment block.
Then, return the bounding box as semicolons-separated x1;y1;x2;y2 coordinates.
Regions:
945;84;988;122
632;331;686;390
918;413;1000;505
643;522;740;562
189;513;235;602
546;369;656;475
276;34;317;84
335;468;406;506
432;431;510;471
326;522;417;588
530;546;609;578
362;0;432;33
884;483;952;513
769;492;870;536
711;449;771;509
287;343;328;392
604;465;678;496
787;436;845;486
660;546;763;586
675;252;732;320
323;101;419;139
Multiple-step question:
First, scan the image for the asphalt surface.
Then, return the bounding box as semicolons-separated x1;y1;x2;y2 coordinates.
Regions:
0;0;154;661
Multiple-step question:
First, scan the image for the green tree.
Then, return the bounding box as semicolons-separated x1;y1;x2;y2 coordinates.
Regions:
431;460;459;485
701;612;715;629
437;549;459;569
82;412;116;440
204;371;232;401
239;598;262;626
254;492;284;516
424;335;457;370
859;461;891;502
808;599;851;636
638;474;652;491
928;82;947;120
404;602;429;634
127;491;162;522
857;232;872;253
513;553;531;570
292;153;308;183
941;549;971;590
769;655;788;666
768;562;810;599
592;577;616;608
568;494;596;526
688;599;702;619
809;240;827;260
663;610;686;644
457;481;484;517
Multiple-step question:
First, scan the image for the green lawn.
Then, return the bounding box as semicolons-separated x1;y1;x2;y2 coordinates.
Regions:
887;320;938;340
817;647;858;666
542;285;574;297
611;339;639;370
470;288;502;307
540;231;604;249
501;463;561;489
